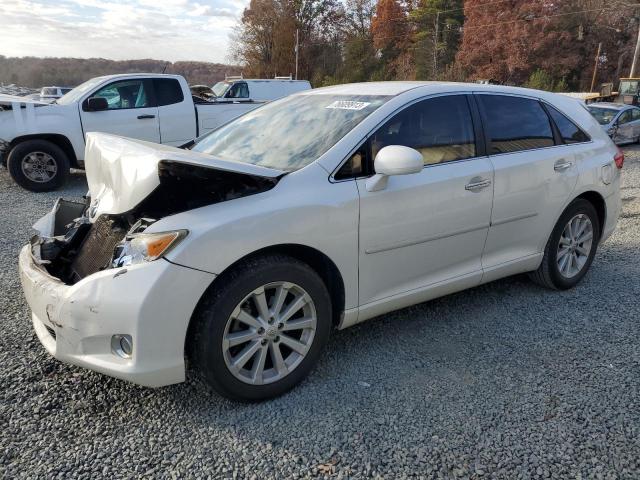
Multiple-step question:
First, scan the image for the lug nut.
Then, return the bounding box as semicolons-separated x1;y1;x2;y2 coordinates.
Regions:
257;327;265;334
274;336;280;343
261;339;268;346
268;318;274;324
277;323;284;329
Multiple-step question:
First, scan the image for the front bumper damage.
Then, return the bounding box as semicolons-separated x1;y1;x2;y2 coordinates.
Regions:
18;132;282;387
19;201;215;387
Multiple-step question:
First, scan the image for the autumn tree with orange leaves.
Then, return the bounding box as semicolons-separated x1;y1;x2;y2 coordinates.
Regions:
371;0;410;79
231;0;638;89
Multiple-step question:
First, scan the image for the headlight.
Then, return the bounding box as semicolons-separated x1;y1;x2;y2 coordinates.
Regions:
112;230;187;267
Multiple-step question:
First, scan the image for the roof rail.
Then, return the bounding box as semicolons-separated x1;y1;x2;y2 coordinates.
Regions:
225;74;244;81
274;74;293;80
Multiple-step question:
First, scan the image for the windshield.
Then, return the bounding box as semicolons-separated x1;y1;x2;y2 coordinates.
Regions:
212;81;231;97
191;94;390;171
587;106;619;125
56;77;107;105
620;80;639;95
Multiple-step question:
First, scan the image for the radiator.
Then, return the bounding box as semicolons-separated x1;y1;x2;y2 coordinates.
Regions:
69;216;126;282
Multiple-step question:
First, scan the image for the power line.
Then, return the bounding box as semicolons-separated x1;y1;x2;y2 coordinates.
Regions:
300;5;634;48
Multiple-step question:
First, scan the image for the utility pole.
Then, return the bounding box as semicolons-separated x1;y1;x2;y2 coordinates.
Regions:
295;29;299;80
631;22;640;78
590;42;602;93
433;11;440;78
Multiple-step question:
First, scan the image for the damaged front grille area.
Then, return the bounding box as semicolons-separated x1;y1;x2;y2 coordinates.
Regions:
31;159;281;285
68;217;127;283
30;198;132;285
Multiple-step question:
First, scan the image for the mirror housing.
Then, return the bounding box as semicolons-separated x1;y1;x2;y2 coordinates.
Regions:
85;97;109;112
366;145;424;192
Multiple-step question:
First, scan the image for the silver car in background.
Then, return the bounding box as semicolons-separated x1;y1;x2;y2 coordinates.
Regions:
587;103;640;145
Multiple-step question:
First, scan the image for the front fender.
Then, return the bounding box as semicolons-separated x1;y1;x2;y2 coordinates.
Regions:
150;163;361;310
0;102;84;160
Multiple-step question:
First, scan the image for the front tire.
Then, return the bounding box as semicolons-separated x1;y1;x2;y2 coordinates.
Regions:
189;254;332;401
530;199;600;290
7;139;70;192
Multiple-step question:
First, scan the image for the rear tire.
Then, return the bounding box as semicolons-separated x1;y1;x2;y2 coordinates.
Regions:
7;139;70;192
189;254;332;401
529;199;600;290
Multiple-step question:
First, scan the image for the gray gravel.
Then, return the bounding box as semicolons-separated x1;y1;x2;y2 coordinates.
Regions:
1;148;640;479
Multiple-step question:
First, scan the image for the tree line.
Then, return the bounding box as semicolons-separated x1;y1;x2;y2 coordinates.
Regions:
232;0;640;91
0;56;237;88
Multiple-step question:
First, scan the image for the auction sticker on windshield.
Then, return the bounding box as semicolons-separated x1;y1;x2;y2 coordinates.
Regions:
325;100;371;110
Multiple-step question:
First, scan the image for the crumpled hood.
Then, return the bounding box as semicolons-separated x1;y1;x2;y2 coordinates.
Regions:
85;132;284;218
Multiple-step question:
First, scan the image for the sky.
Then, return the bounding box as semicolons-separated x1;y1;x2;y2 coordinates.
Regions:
0;0;249;63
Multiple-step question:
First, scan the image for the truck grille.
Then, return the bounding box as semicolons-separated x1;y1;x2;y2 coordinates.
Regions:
69;216;126;282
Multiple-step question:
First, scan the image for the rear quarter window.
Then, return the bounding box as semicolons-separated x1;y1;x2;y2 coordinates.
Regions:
546;105;590;144
154;78;184;106
478;95;554;154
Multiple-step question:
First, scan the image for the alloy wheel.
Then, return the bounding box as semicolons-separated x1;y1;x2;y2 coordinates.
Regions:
222;281;317;385
21;152;57;183
556;213;593;279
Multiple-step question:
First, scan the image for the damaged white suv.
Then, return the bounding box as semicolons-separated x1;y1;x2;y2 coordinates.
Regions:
19;82;622;401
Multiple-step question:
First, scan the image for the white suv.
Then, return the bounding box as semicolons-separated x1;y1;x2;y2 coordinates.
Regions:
19;82;622;401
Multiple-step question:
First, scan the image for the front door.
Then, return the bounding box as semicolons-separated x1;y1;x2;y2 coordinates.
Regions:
80;78;160;144
356;94;494;306
616;108;640;144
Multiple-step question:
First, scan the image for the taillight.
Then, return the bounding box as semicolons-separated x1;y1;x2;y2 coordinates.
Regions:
614;148;624;169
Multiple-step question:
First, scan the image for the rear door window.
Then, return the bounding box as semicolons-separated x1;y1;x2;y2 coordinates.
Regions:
477;95;554;154
546;105;590;144
153;78;184;106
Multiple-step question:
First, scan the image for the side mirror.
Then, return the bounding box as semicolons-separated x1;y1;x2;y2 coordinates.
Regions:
365;145;423;192
85;97;108;112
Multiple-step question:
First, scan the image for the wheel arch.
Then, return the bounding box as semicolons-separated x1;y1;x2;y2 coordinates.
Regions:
9;134;78;168
184;243;346;356
575;190;606;236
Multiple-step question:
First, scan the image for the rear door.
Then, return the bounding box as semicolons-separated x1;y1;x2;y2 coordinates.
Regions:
80;78;160;143
153;78;197;146
476;94;580;274
355;94;494;305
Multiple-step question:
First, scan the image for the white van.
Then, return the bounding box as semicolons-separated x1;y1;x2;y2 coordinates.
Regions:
211;76;311;102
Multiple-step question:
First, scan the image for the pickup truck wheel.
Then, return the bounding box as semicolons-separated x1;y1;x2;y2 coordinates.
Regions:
190;254;331;401
529;199;600;290
7;140;70;192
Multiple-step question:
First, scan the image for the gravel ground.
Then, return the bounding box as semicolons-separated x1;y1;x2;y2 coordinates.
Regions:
1;147;639;479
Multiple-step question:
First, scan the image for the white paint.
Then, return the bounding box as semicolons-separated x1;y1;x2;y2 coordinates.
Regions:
19;81;622;387
0;73;284;166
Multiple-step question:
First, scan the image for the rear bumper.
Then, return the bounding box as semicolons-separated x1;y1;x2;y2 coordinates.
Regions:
19;245;215;387
601;177;622;243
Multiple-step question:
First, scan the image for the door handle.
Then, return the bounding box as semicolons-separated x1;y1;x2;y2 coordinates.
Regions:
465;178;491;191
554;159;573;172
137;114;156;120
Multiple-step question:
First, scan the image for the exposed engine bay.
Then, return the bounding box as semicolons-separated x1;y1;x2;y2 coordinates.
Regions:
31;161;280;285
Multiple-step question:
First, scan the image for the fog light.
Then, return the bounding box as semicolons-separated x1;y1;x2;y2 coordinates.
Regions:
111;334;133;359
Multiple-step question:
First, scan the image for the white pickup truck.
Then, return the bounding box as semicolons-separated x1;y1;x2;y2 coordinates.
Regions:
0;73;310;191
